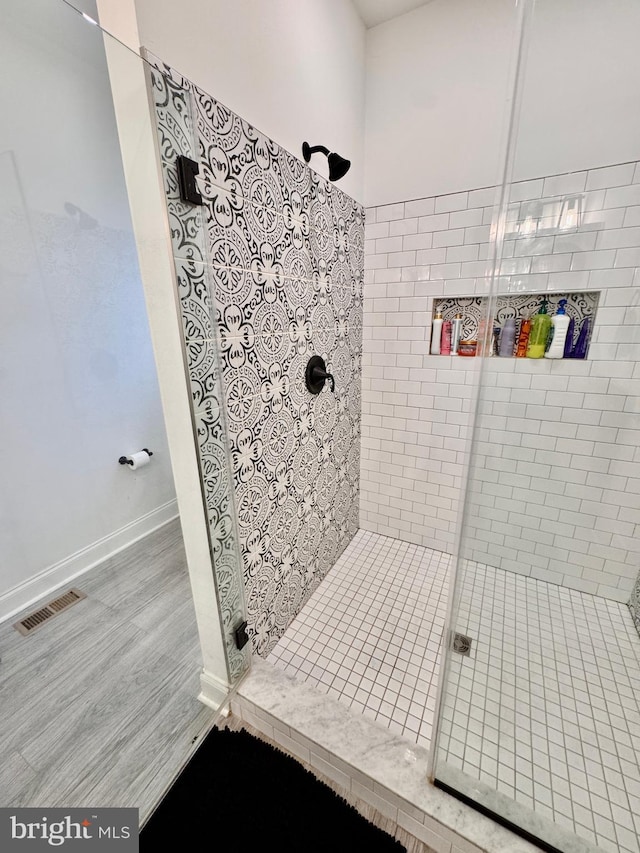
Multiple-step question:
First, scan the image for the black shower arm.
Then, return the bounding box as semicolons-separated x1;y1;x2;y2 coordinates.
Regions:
306;144;330;157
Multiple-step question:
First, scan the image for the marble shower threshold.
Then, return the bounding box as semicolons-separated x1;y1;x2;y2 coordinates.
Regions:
232;658;540;853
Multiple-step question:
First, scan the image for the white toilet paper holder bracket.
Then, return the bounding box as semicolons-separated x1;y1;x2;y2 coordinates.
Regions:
119;448;153;466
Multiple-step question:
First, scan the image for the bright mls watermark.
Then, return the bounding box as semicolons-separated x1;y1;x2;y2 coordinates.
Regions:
1;809;138;851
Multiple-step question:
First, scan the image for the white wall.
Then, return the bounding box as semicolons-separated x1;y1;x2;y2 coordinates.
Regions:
361;160;640;602
0;0;176;617
513;0;640;184
133;0;366;202
364;0;640;208
364;0;516;208
2;0;130;230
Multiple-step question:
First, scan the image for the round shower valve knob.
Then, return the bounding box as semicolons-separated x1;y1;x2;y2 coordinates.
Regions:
305;355;335;394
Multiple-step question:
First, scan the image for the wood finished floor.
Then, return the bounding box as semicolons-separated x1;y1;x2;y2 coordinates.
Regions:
0;519;215;823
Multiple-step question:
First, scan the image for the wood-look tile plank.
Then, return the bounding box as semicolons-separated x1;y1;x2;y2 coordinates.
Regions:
131;587;201;667
20;632;192;774
0;599;137;754
79;673;216;822
0;750;38;808
15;659;204;813
80;519;188;621
0;520;208;821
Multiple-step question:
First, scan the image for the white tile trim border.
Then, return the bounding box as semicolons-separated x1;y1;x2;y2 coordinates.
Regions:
232;659;541;853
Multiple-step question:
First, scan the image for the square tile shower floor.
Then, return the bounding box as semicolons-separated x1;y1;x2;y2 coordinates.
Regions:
270;530;449;748
268;529;640;853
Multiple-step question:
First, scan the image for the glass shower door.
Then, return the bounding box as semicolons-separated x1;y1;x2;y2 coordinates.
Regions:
431;2;640;852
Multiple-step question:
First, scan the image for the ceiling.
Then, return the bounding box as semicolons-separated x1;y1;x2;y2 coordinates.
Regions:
352;0;435;29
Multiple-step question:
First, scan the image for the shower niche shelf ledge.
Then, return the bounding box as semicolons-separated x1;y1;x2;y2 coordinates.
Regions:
431;290;600;360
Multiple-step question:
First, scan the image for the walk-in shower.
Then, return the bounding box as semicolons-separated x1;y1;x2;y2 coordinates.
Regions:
258;2;640;852
3;1;639;851
94;0;640;848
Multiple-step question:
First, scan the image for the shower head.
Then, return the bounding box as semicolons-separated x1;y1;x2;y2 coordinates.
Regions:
302;142;351;182
327;151;351;182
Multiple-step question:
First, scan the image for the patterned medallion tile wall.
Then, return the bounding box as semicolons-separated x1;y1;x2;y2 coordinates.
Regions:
146;56;364;659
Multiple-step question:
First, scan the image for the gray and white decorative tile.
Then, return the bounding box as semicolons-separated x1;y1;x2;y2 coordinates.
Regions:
148;52;364;660
282;243;314;282
184;339;220;410
194;404;230;516
277;146;314;203
174;257;214;340
144;58;207;264
210;266;256;313
207;217;255;273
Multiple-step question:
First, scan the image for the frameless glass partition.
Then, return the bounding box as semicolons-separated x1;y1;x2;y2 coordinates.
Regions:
432;1;640;852
0;0;245;813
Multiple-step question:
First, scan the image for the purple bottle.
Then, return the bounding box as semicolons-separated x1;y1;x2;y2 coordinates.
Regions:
571;317;590;359
563;317;575;358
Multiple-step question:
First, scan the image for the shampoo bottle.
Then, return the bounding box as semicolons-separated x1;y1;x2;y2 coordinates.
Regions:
430;310;443;355
499;317;516;357
545;299;570;359
451;313;463;355
515;315;532;357
526;299;552;359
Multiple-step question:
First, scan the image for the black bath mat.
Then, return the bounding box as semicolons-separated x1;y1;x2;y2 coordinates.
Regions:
141;726;406;852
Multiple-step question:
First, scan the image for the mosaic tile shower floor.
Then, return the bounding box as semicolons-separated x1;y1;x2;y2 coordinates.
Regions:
268;529;640;853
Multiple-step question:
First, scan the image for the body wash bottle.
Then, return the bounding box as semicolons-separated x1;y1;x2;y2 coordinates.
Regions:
545;298;570;359
571;317;590;359
526;299;552;359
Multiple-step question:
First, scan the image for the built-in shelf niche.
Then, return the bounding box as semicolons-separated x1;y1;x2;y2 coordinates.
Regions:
432;291;600;359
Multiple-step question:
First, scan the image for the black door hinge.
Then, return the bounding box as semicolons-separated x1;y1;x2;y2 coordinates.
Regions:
177;155;203;205
234;620;249;650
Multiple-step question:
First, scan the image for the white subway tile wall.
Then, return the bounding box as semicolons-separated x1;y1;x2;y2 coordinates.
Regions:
362;161;640;601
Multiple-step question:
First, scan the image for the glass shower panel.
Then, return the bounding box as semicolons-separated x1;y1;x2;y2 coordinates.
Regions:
142;47;364;669
0;0;245;699
432;1;640;852
0;0;256;814
142;53;250;684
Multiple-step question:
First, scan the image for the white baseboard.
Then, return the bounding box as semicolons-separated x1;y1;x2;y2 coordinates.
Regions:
198;669;231;712
0;499;179;624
